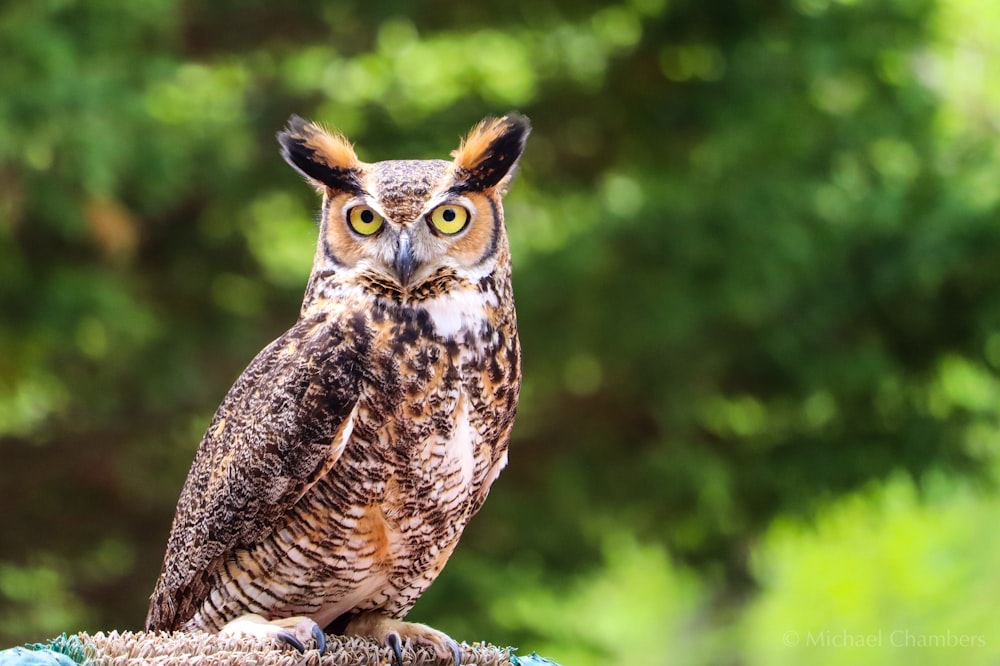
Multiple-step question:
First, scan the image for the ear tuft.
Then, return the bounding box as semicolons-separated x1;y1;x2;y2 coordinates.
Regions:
277;115;364;193
451;113;531;192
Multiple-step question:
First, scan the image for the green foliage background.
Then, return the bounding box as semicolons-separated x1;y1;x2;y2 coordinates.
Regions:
3;0;1000;663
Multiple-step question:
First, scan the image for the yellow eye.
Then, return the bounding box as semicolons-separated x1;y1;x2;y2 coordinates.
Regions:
347;206;384;236
428;204;470;235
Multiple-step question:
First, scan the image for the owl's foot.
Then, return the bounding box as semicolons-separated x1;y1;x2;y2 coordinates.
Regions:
220;613;327;654
344;611;461;666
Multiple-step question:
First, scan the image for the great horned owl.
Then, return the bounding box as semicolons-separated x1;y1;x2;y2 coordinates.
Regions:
146;113;530;664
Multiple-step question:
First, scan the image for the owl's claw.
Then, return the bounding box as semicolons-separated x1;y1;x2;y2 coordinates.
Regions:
383;633;459;666
387;631;404;666
311;623;327;654
276;630;306;654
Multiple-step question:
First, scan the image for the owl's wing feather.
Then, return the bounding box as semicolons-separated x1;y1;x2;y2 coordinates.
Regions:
146;316;361;629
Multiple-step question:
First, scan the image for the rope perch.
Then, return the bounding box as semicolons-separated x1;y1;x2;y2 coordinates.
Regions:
11;631;515;666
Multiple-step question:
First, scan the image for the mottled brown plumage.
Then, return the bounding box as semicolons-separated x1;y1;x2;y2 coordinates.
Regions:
146;114;530;661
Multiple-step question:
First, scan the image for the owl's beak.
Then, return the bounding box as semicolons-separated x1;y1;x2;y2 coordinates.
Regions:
393;229;418;286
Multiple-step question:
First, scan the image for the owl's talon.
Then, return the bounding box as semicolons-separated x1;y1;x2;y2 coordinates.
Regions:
221;613;325;653
387;631;404;666
276;630;306;654
311;624;327;654
347;612;462;665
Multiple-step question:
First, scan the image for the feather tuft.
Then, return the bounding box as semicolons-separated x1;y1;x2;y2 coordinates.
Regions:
450;114;531;192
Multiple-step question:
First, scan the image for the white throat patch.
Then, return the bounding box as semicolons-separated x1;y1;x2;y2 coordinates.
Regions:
421;288;496;340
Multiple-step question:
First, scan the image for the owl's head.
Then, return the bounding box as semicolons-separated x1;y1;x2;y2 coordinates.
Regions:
278;114;530;300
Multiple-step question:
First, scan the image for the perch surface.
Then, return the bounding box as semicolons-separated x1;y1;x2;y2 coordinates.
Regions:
73;631;513;666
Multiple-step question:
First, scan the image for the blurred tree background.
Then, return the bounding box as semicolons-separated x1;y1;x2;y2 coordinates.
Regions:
3;0;1000;663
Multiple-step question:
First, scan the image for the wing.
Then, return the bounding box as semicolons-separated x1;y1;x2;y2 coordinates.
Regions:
146;315;362;630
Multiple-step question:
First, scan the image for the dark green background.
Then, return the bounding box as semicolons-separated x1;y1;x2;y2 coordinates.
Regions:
3;1;1000;663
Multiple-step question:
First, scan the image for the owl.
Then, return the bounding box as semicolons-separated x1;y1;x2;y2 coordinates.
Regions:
146;113;530;665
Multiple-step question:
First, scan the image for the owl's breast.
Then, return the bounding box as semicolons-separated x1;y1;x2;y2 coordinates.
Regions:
348;288;518;519
361;308;495;478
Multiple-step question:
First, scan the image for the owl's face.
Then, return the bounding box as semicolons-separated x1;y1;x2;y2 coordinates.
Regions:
278;115;530;298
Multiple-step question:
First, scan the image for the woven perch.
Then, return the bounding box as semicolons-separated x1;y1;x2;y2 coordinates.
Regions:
8;632;516;666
